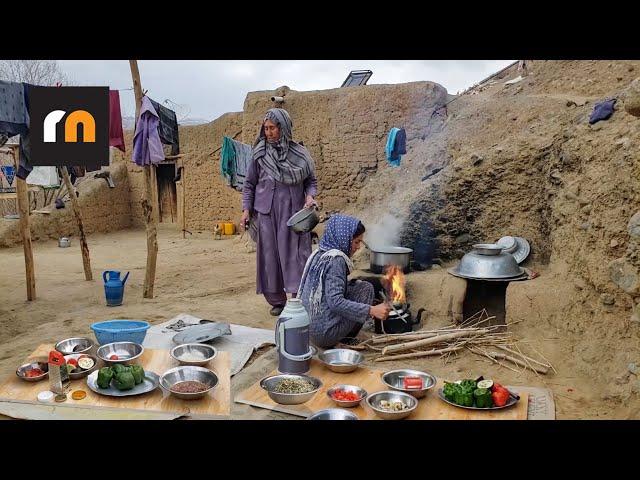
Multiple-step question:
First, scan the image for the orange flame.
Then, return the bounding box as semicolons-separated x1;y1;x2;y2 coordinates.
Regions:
383;265;406;304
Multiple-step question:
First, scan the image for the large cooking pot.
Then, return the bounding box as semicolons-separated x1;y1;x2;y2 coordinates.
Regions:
368;246;413;274
448;244;524;280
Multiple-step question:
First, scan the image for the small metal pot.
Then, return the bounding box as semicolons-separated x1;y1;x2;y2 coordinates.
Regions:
368;246;413;273
58;237;71;248
287;207;319;234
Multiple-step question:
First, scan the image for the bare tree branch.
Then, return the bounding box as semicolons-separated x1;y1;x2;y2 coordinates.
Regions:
0;60;72;86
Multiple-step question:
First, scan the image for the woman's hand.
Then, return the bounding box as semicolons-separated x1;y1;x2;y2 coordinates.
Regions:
370;303;390;320
304;195;317;209
240;210;250;231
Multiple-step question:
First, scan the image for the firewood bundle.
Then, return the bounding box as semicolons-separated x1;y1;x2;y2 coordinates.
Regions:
353;310;555;375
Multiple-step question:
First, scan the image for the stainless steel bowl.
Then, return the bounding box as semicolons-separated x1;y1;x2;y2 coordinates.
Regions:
160;366;219;400
317;349;364;373
307;408;359;420
16;361;49;382
55;337;94;355
449;245;524;279
381;369;437;399
260;374;322;405
326;384;368;408
170;343;217;366
63;354;99;379
96;342;144;365
472;243;503;255
287;207;320;234
366;390;418;420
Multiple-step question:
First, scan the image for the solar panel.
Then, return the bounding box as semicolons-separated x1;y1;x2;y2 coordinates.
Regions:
341;70;373;87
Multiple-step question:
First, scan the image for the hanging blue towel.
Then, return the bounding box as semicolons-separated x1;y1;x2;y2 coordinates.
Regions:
589;98;617;124
1;165;15;186
385;128;401;167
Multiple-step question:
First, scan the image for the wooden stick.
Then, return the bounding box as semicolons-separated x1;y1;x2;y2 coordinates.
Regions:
13;146;35;300
60;167;92;281
375;345;464;362
486;350;549;374
497;344;550;369
381;328;489;355
129;59;158;299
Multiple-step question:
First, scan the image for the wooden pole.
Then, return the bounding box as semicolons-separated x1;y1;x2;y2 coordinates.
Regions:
13;146;36;300
129;59;158;299
60;167;92;280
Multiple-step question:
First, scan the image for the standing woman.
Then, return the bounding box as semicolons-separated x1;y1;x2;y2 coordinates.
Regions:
241;108;318;316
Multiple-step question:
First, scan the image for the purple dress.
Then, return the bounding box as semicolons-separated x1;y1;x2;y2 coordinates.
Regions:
242;159;317;306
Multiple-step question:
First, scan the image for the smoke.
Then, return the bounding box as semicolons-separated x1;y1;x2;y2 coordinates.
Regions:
365;212;405;249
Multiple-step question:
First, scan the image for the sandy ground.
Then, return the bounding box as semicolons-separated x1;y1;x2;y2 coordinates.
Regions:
0;225;633;419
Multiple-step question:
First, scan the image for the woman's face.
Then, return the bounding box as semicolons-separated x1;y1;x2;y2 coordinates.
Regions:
263;119;280;143
350;233;364;257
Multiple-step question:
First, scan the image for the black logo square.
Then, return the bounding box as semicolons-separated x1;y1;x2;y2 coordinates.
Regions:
29;86;109;170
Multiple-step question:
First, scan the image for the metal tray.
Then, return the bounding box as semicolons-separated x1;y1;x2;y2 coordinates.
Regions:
172;322;231;345
86;370;160;397
436;388;519;410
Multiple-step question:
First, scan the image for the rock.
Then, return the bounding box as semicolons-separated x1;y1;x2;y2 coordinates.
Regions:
581;204;592;214
628;211;640;239
623;78;640;117
455;233;471;244
550;170;562;184
590;123;603;131
610;239;620;248
579;222;590;231
609;258;640;295
629;363;638;375
470;154;483;166
600;293;615;305
566;100;577;107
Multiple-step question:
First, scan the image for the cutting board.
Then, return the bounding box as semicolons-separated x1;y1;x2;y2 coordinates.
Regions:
235;358;528;420
0;344;230;419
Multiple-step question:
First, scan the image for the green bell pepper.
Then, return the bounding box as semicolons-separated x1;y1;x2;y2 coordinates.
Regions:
474;388;494;408
130;365;144;385
96;367;114;389
113;371;136;391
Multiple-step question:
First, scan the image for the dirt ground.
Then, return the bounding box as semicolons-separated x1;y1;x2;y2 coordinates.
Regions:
1;225;637;419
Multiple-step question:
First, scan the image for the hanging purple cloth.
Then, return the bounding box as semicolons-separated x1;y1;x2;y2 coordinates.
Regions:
132;96;164;166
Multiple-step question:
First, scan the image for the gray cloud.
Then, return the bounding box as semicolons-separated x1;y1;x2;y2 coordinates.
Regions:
58;60;514;122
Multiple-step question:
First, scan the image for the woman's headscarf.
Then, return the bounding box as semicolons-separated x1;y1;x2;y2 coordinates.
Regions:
252;108;315;185
298;214;361;316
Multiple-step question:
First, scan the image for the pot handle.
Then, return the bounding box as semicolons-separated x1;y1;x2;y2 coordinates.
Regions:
102;271;108;284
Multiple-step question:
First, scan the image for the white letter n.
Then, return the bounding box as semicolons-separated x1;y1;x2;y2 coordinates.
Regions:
43;110;66;142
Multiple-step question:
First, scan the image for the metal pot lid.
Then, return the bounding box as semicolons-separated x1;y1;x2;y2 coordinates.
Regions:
497;236;530;264
447;267;528;282
172;322;232;345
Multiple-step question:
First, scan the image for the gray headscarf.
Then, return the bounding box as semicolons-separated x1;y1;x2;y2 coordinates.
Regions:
252;108;315;185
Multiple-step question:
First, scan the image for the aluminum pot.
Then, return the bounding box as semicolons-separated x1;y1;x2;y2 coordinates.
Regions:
287;206;319;234
368;246;412;274
59;237;71;248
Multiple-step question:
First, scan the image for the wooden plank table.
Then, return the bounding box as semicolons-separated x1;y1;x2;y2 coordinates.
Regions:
235;358;528;420
0;344;230;419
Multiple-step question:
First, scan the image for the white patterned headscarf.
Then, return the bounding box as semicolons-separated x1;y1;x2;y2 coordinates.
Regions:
252;108;315;185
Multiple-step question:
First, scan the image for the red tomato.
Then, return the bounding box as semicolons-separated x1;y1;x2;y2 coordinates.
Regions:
109;355;119;360
403;377;424;389
67;359;78;367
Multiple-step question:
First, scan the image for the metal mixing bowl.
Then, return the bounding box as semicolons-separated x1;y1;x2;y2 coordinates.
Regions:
307;408;359;420
96;342;144;365
63;354;99;379
449;245;524;279
16;361;49;382
317;349;364;373
55;337;94;355
381;369;437;399
326;384;368;408
170;343;217;366
366;391;418;420
260;374;322;405
287;206;320;234
160;366;219;400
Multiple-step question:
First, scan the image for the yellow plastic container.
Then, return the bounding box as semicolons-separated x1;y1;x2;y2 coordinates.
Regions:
223;222;236;235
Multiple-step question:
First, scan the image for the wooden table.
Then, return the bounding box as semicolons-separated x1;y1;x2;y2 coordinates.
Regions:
0;344;230;419
235;358;528;420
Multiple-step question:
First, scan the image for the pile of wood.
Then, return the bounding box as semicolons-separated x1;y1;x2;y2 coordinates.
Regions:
352;310;556;376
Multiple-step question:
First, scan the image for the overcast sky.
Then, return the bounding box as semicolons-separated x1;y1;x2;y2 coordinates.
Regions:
59;60;515;122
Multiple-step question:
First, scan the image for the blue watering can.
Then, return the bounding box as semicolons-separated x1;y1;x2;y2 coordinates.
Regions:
103;270;130;307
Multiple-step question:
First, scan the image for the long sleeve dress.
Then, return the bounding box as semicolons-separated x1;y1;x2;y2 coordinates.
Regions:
242;158;318;305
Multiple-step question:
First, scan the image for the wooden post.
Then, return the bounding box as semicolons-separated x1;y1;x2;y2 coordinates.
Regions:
12;146;36;300
60;167;92;280
129;59;158;299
